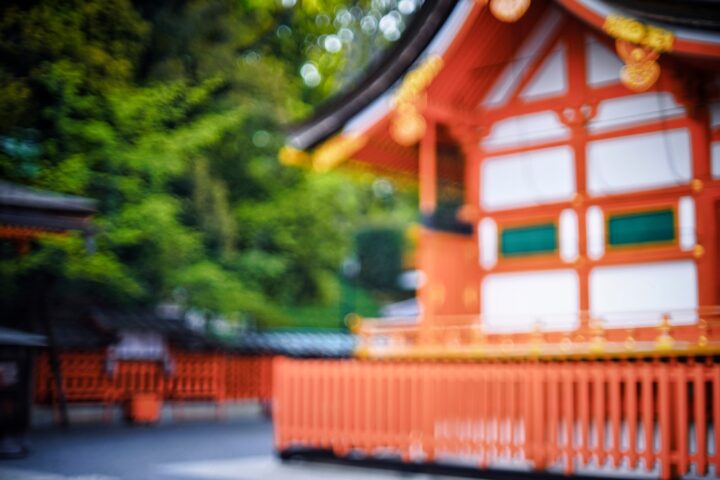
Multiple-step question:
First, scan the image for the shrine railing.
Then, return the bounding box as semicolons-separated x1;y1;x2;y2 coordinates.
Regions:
354;308;720;359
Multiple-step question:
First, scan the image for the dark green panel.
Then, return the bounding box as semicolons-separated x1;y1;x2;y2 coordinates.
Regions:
500;223;557;257
608;209;675;246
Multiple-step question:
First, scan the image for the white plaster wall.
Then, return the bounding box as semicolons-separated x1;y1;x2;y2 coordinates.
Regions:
585;35;622;86
588;93;685;133
482;145;575;210
678;196;696;251
710;101;720;129
559;209;578;262
589;260;698;326
479;217;498;269
481;111;570;151
482;269;579;332
587;129;692;196
586;206;605;260
520;43;567;100
711;142;720;179
481;7;563;108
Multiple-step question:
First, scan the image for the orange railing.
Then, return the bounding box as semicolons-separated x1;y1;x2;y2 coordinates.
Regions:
355;308;720;360
34;351;274;420
273;357;720;479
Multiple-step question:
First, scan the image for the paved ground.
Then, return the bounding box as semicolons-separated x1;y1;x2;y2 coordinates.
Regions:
0;405;464;480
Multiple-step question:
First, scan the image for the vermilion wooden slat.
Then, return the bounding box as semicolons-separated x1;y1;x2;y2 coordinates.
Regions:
626;362;639;470
658;362;672;480
693;362;707;476
712;363;720;474
609;364;622;468
675;362;689;475
641;363;654;471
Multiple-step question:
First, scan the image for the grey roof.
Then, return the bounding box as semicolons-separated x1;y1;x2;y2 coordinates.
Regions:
0;326;46;347
46;309;356;357
233;331;356;358
286;0;458;150
0;181;96;213
0;181;96;233
91;309;188;334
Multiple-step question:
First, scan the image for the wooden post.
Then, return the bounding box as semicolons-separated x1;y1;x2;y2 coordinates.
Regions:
419;119;437;214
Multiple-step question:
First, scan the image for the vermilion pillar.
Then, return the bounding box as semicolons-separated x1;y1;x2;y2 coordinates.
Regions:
419;119;437;214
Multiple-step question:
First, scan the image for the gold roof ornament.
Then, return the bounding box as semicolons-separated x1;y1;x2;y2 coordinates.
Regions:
390;55;444;146
278;146;310;167
603;14;674;92
312;134;367;172
489;0;531;23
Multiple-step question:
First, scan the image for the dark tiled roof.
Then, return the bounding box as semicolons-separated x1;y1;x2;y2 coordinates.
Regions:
90;309;217;350
233;331;356;358
0;326;46;347
48;309;357;357
50;316;114;350
0;181;96;234
0;181;96;213
287;0;458;150
606;0;720;32
91;309;187;334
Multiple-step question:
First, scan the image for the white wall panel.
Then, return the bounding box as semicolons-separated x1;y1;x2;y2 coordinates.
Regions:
481;8;563;108
481;111;570;151
589;260;698;327
585;36;622;86
710;101;720;129
712;142;720;179
482;146;575;210
678;196;696;251
588;93;685;133
587;129;692;196
479;217;498;269
482;270;579;332
586;206;605;260
520;43;567;100
559;209;578;262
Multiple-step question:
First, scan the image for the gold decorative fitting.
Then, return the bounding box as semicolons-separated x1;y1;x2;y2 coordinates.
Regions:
604;15;674;52
312;134;367;172
390;56;443;146
589;320;605;353
603;15;674;92
655;314;674;350
693;244;705;258
278;146;310;166
691;178;704;192
489;0;531;23
390;105;427;147
697;318;708;348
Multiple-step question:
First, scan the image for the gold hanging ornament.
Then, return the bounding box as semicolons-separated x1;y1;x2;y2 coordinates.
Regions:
390;104;427;147
616;40;660;92
489;0;531;23
603;14;674;92
390;56;443;146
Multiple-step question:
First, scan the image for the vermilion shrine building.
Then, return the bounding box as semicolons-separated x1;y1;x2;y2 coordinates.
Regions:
275;1;720;478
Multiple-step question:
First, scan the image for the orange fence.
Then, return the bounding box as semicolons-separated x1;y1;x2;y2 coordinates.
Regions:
34;351;274;415
274;357;720;479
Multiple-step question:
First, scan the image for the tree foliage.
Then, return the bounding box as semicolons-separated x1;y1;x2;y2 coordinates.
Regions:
0;0;420;327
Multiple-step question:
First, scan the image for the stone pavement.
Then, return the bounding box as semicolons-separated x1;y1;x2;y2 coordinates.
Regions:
2;404;464;480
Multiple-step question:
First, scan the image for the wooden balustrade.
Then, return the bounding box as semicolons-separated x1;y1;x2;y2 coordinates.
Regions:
273;357;720;479
34;351;274;422
356;308;720;360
